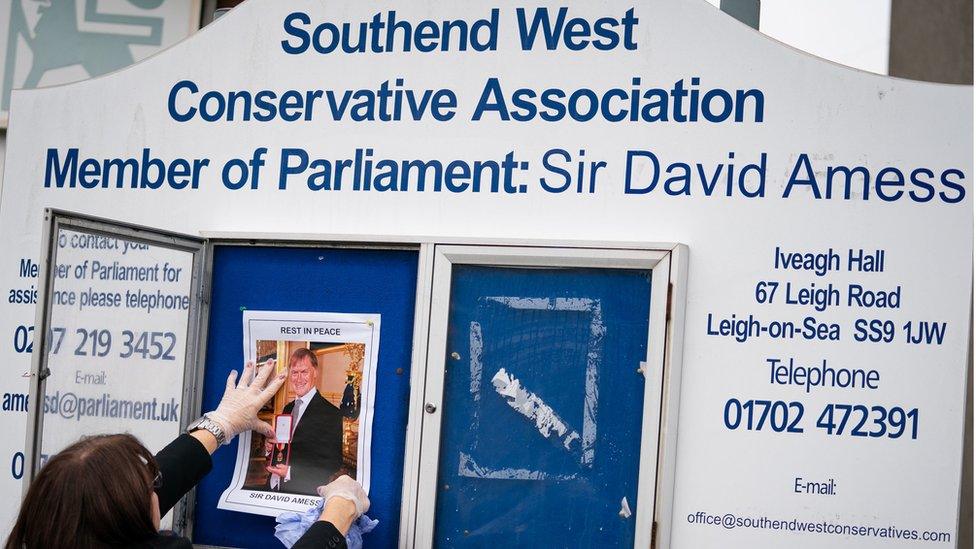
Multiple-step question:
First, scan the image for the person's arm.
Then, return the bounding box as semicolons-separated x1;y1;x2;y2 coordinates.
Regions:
154;361;286;516
190;429;220;454
319;498;358;534
291;521;348;549
154;433;214;516
293;479;365;549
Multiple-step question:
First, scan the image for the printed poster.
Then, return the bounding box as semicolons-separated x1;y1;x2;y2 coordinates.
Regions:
218;310;380;516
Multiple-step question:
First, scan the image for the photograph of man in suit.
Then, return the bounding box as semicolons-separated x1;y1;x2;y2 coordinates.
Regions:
265;347;344;495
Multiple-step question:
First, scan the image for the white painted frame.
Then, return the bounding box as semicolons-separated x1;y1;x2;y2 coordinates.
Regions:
25;209;209;536
406;244;688;549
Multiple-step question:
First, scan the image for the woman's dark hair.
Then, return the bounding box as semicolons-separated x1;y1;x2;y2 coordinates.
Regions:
6;433;159;548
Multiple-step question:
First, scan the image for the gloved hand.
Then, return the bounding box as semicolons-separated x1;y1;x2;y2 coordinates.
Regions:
317;475;370;517
208;360;285;443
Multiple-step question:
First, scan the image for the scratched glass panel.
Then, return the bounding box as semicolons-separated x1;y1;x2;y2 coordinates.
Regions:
434;265;652;548
37;229;194;507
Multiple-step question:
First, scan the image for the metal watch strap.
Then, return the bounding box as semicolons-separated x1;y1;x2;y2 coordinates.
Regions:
190;414;226;445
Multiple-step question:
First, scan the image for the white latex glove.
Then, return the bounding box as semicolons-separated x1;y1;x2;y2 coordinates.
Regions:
208;360;285;443
317;475;370;517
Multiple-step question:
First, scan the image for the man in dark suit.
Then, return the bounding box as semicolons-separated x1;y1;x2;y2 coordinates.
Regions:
265;347;343;495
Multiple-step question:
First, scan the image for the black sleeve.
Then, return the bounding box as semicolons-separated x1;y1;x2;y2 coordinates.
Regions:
292;521;347;549
154;434;213;516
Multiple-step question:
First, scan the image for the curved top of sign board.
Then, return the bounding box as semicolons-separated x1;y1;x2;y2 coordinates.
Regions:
8;0;972;99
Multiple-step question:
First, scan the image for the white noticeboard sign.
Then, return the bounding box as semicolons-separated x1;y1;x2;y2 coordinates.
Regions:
0;0;970;546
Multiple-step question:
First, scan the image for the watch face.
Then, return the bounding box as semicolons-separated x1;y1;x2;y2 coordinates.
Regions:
188;416;206;430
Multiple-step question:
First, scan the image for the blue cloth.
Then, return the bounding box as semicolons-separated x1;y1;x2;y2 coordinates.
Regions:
345;513;379;548
274;500;378;549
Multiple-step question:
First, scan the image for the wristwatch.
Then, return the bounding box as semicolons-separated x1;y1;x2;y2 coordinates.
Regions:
187;413;227;445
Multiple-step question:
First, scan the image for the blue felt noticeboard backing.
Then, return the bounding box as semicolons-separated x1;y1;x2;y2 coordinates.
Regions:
434;265;651;548
193;246;417;548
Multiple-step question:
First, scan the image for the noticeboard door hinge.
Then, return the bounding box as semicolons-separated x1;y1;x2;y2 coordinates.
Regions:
665;283;673;322
650;520;658;549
